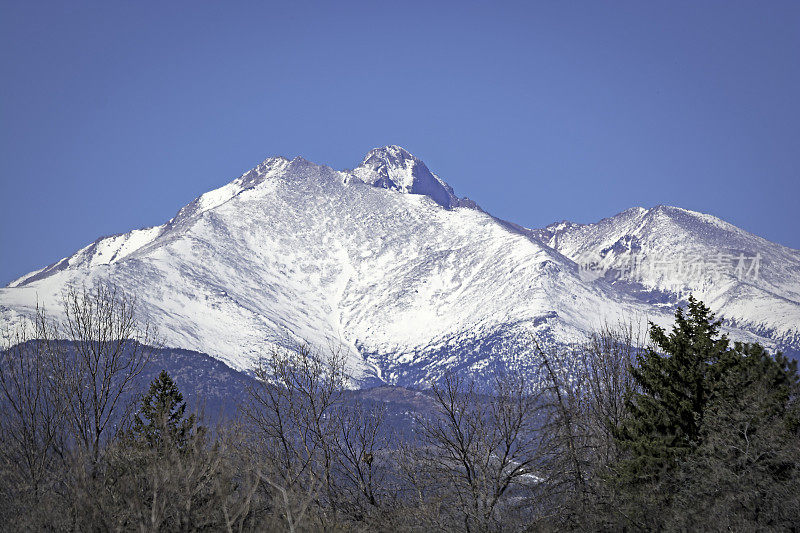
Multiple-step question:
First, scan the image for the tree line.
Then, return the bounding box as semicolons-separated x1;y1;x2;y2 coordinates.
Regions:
1;286;798;531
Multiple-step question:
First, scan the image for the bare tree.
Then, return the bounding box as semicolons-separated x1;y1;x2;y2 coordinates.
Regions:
578;322;644;465
411;371;544;532
214;423;266;533
52;283;158;465
241;342;347;528
536;340;593;529
533;322;647;530
1;283;158;529
0;305;68;529
0;305;64;493
332;401;388;515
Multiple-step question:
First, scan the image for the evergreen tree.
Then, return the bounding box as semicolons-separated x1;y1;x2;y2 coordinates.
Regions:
608;297;800;530
131;370;197;451
670;344;800;530
616;296;729;480
608;297;731;528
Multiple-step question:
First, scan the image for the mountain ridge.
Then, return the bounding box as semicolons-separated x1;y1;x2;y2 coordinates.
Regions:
3;146;798;386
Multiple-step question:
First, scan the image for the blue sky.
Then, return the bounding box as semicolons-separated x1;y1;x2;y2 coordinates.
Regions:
1;1;798;285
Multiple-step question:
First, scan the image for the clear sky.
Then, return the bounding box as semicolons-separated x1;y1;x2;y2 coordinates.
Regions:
1;1;798;285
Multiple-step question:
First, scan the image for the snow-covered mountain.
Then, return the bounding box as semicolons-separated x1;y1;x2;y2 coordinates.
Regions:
535;206;800;352
2;147;798;387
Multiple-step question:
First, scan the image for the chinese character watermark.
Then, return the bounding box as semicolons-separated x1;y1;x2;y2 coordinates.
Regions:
577;251;762;284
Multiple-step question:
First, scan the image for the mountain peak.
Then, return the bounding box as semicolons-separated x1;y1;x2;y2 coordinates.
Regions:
356;145;425;183
353;145;466;209
360;145;417;166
